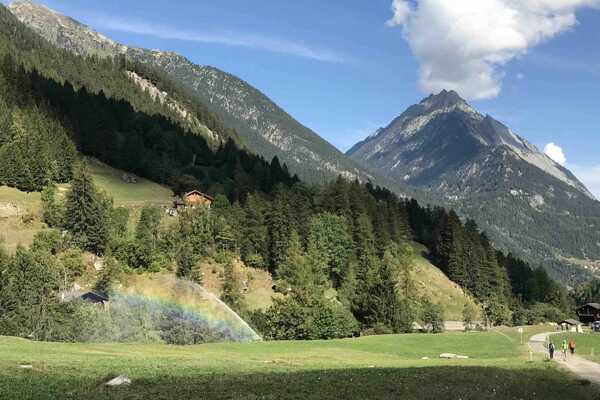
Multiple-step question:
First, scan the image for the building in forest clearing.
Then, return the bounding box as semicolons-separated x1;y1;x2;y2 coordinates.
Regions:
168;190;214;216
173;190;214;209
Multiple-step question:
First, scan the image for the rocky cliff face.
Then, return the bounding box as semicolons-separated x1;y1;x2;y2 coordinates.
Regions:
8;0;384;185
349;90;600;282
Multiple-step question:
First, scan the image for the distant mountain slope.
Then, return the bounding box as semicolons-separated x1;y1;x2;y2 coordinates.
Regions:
348;90;600;283
8;0;386;186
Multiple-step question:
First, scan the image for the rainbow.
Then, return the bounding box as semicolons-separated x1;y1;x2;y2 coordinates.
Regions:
110;274;261;343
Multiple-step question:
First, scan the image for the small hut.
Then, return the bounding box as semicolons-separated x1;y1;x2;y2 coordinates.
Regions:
558;319;583;333
81;291;110;310
576;303;600;324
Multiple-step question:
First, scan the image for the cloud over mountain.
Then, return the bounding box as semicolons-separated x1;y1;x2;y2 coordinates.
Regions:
387;0;600;99
544;142;567;165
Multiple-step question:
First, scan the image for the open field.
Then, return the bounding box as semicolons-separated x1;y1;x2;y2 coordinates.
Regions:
0;186;43;252
58;158;174;208
0;159;174;252
1;327;598;400
554;332;600;363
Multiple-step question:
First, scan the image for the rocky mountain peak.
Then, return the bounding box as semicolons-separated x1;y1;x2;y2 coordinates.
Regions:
8;0;124;57
420;89;467;110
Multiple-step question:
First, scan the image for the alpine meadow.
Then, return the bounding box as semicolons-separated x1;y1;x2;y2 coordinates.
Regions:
1;1;600;399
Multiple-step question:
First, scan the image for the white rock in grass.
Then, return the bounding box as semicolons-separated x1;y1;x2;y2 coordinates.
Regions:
105;375;131;386
18;365;33;369
439;353;457;359
439;353;469;359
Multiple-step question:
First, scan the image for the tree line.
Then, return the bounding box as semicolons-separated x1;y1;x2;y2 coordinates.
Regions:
0;3;575;342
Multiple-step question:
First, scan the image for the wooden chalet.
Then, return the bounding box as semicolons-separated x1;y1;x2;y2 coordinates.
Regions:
173;190;214;209
576;303;600;324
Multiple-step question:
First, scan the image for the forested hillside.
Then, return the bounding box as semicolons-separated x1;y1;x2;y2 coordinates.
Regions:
0;6;298;197
0;3;575;344
7;0;411;191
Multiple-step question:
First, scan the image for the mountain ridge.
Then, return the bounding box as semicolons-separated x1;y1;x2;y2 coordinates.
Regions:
348;90;600;282
7;0;400;188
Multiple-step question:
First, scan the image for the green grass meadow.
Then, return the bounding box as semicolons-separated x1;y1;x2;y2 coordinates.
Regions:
1;327;598;400
554;332;600;363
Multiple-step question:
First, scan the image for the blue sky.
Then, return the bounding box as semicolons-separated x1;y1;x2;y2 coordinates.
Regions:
8;0;600;197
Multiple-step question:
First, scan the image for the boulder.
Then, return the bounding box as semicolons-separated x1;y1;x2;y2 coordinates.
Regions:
105;375;131;386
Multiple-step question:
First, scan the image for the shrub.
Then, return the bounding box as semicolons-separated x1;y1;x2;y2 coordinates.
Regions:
31;230;69;254
113;239;154;270
421;300;445;333
244;253;265;269
253;293;359;340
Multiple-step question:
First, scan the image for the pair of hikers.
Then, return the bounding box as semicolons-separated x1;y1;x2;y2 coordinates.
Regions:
548;339;575;361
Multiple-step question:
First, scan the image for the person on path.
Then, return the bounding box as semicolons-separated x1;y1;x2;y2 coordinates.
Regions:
569;339;576;355
549;342;555;360
562;339;568;361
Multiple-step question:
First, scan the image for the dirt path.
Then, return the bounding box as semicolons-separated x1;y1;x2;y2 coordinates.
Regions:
529;332;600;385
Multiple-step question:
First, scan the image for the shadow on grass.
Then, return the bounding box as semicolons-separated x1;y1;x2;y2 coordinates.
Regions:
3;365;600;400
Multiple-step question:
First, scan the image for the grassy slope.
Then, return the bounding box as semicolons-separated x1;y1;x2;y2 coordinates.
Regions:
200;259;279;311
554;332;600;363
197;243;477;316
59;158;174;208
0;186;43;253
411;243;479;320
0;159;173;252
1;327;597;400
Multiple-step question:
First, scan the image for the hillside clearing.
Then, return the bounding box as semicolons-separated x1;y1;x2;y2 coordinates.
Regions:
58;158;174;208
410;243;479;320
0;159;173;252
0;327;597;400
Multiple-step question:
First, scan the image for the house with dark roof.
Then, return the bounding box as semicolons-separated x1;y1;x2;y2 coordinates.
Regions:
576;303;600;324
81;291;110;310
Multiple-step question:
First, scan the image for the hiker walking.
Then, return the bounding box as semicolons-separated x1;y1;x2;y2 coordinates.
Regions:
569;339;576;355
562;339;568;361
549;341;555;360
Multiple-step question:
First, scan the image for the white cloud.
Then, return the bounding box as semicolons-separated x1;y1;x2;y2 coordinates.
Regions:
541;143;599;200
90;15;347;63
387;0;600;99
544;142;567;165
569;164;600;200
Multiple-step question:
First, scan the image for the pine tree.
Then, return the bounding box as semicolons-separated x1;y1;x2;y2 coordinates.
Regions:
63;162;111;253
306;212;352;287
275;230;326;295
267;189;293;270
221;260;245;314
40;184;63;227
136;205;162;251
94;251;122;296
389;241;417;332
176;242;202;284
0;247;61;340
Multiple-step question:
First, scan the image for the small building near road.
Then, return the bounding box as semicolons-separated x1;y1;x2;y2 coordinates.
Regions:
559;319;583;333
576;303;600;324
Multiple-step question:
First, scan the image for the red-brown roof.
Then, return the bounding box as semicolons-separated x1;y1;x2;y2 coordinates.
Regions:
184;190;214;201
